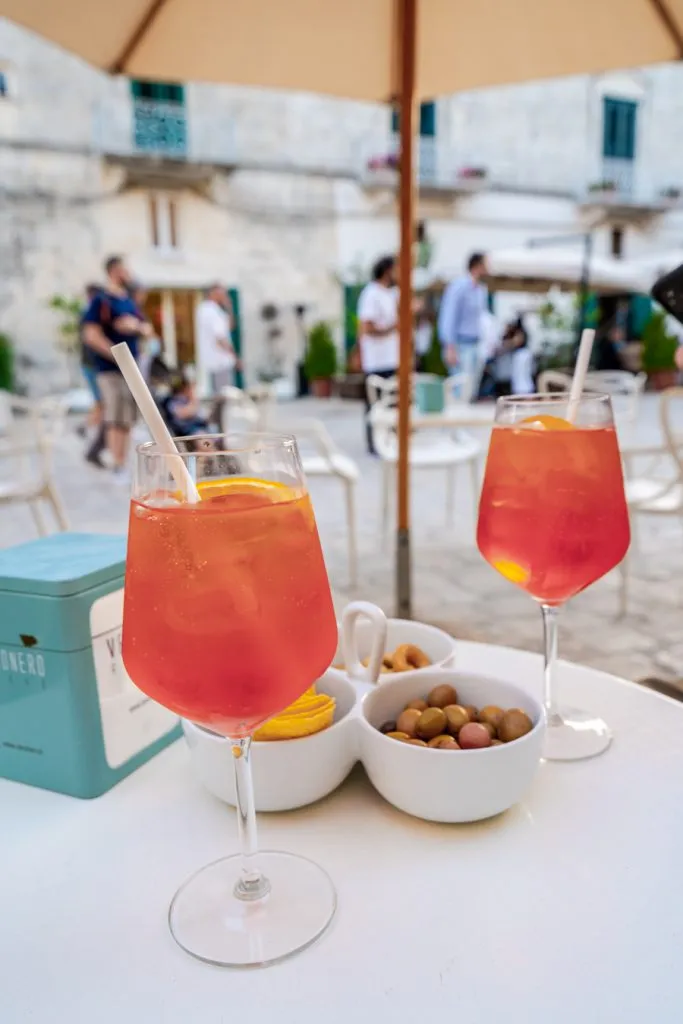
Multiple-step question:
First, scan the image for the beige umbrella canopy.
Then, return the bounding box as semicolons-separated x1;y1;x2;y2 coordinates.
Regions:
5;0;683;98
3;0;683;614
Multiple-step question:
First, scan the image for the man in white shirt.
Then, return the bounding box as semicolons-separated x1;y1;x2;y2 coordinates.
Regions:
357;255;399;453
195;283;237;398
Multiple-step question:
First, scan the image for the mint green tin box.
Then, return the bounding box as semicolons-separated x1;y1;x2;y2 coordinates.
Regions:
415;375;445;414
0;533;181;799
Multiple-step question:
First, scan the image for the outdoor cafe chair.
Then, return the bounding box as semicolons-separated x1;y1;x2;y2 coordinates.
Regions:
619;387;683;617
371;391;481;542
278;418;359;588
219;385;263;433
0;394;69;536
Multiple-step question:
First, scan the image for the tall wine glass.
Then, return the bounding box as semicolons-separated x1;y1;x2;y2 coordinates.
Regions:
477;394;630;761
122;434;339;967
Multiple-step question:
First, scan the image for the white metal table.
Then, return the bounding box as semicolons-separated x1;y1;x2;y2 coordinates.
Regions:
3;641;683;1023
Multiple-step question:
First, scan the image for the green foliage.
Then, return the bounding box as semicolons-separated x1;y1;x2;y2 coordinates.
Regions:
0;333;14;391
49;294;83;354
641;310;678;373
304;321;338;380
421;325;447;376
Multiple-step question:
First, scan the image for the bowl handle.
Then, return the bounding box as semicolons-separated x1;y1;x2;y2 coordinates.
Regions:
341;602;388;683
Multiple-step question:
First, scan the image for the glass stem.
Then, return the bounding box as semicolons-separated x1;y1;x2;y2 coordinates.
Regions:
230;737;271;902
541;604;562;727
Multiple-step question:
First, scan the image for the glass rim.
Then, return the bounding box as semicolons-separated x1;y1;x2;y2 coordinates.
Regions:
136;431;298;458
496;391;611;407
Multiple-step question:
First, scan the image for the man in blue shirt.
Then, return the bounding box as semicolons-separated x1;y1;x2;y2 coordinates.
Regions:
437;252;488;400
82;256;145;482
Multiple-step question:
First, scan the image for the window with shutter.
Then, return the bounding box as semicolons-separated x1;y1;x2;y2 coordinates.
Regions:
602;98;637;161
390;101;437;137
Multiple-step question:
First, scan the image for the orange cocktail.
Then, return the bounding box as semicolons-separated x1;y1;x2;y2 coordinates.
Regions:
477;416;630;605
477;397;630;763
123;478;337;736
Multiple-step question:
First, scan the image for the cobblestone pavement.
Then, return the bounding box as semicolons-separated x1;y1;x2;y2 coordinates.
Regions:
3;392;682;689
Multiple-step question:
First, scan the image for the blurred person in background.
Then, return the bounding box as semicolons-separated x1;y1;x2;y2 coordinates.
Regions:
414;300;433;372
82;256;141;483
493;316;535;396
357;255;399;454
196;283;237;392
163;376;209;437
438;252;489;399
595;321;627;372
79;283;107;467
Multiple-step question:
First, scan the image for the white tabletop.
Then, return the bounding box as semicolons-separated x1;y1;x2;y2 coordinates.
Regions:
370;401;495;430
3;642;683;1023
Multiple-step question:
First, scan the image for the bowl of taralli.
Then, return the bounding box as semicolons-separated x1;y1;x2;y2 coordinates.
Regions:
336;601;457;683
358;668;545;823
182;668;358;812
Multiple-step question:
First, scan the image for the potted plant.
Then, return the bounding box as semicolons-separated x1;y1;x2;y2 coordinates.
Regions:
304;321;338;398
641;310;678;390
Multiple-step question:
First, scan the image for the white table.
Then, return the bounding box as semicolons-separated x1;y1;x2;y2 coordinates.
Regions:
369;401;495;432
3;642;683;1023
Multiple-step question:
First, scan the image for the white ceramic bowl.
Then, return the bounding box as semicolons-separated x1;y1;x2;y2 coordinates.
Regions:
337;602;457;683
182;669;358;812
358;668;545;823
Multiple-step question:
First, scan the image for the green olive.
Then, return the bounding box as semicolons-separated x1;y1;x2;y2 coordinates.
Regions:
498;709;533;743
396;708;422;738
415;707;448;740
427;684;459;709
443;704;470;736
478;705;505;731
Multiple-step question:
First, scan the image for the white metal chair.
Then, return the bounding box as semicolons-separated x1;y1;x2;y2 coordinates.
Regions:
537;369;573;394
219;386;262;433
619;387;683;616
282;419;359;587
371;392;481;540
584;370;647;424
0;394;69;535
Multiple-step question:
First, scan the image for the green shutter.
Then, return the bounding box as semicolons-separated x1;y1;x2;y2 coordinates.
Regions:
130;79;185;106
631;295;652;338
391;102;436;137
419;101;436;138
603;97;637;160
228;288;243;388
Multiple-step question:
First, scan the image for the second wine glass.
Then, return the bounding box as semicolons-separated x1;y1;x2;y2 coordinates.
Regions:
477;394;630;761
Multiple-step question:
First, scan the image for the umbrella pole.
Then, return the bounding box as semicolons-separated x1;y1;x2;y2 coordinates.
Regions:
395;0;417;618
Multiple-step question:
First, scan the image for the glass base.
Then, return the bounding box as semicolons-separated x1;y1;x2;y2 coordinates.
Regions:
543;708;612;761
168;851;336;968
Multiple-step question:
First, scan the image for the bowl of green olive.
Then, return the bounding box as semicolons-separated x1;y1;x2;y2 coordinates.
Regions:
358;668;545;823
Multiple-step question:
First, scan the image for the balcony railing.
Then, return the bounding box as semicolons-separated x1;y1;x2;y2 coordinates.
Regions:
132;99;187;157
362;134;487;193
583;158;672;214
94;98;235;168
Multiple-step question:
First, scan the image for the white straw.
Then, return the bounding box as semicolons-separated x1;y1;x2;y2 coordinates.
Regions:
111;342;200;502
566;328;595;425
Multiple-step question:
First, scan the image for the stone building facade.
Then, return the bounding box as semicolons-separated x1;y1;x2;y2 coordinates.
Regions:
1;18;683;387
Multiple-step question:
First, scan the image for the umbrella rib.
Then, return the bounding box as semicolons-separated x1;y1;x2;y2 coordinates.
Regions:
647;0;683;57
109;0;171;74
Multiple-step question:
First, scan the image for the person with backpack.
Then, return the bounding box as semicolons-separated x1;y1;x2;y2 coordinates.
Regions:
81;256;146;483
